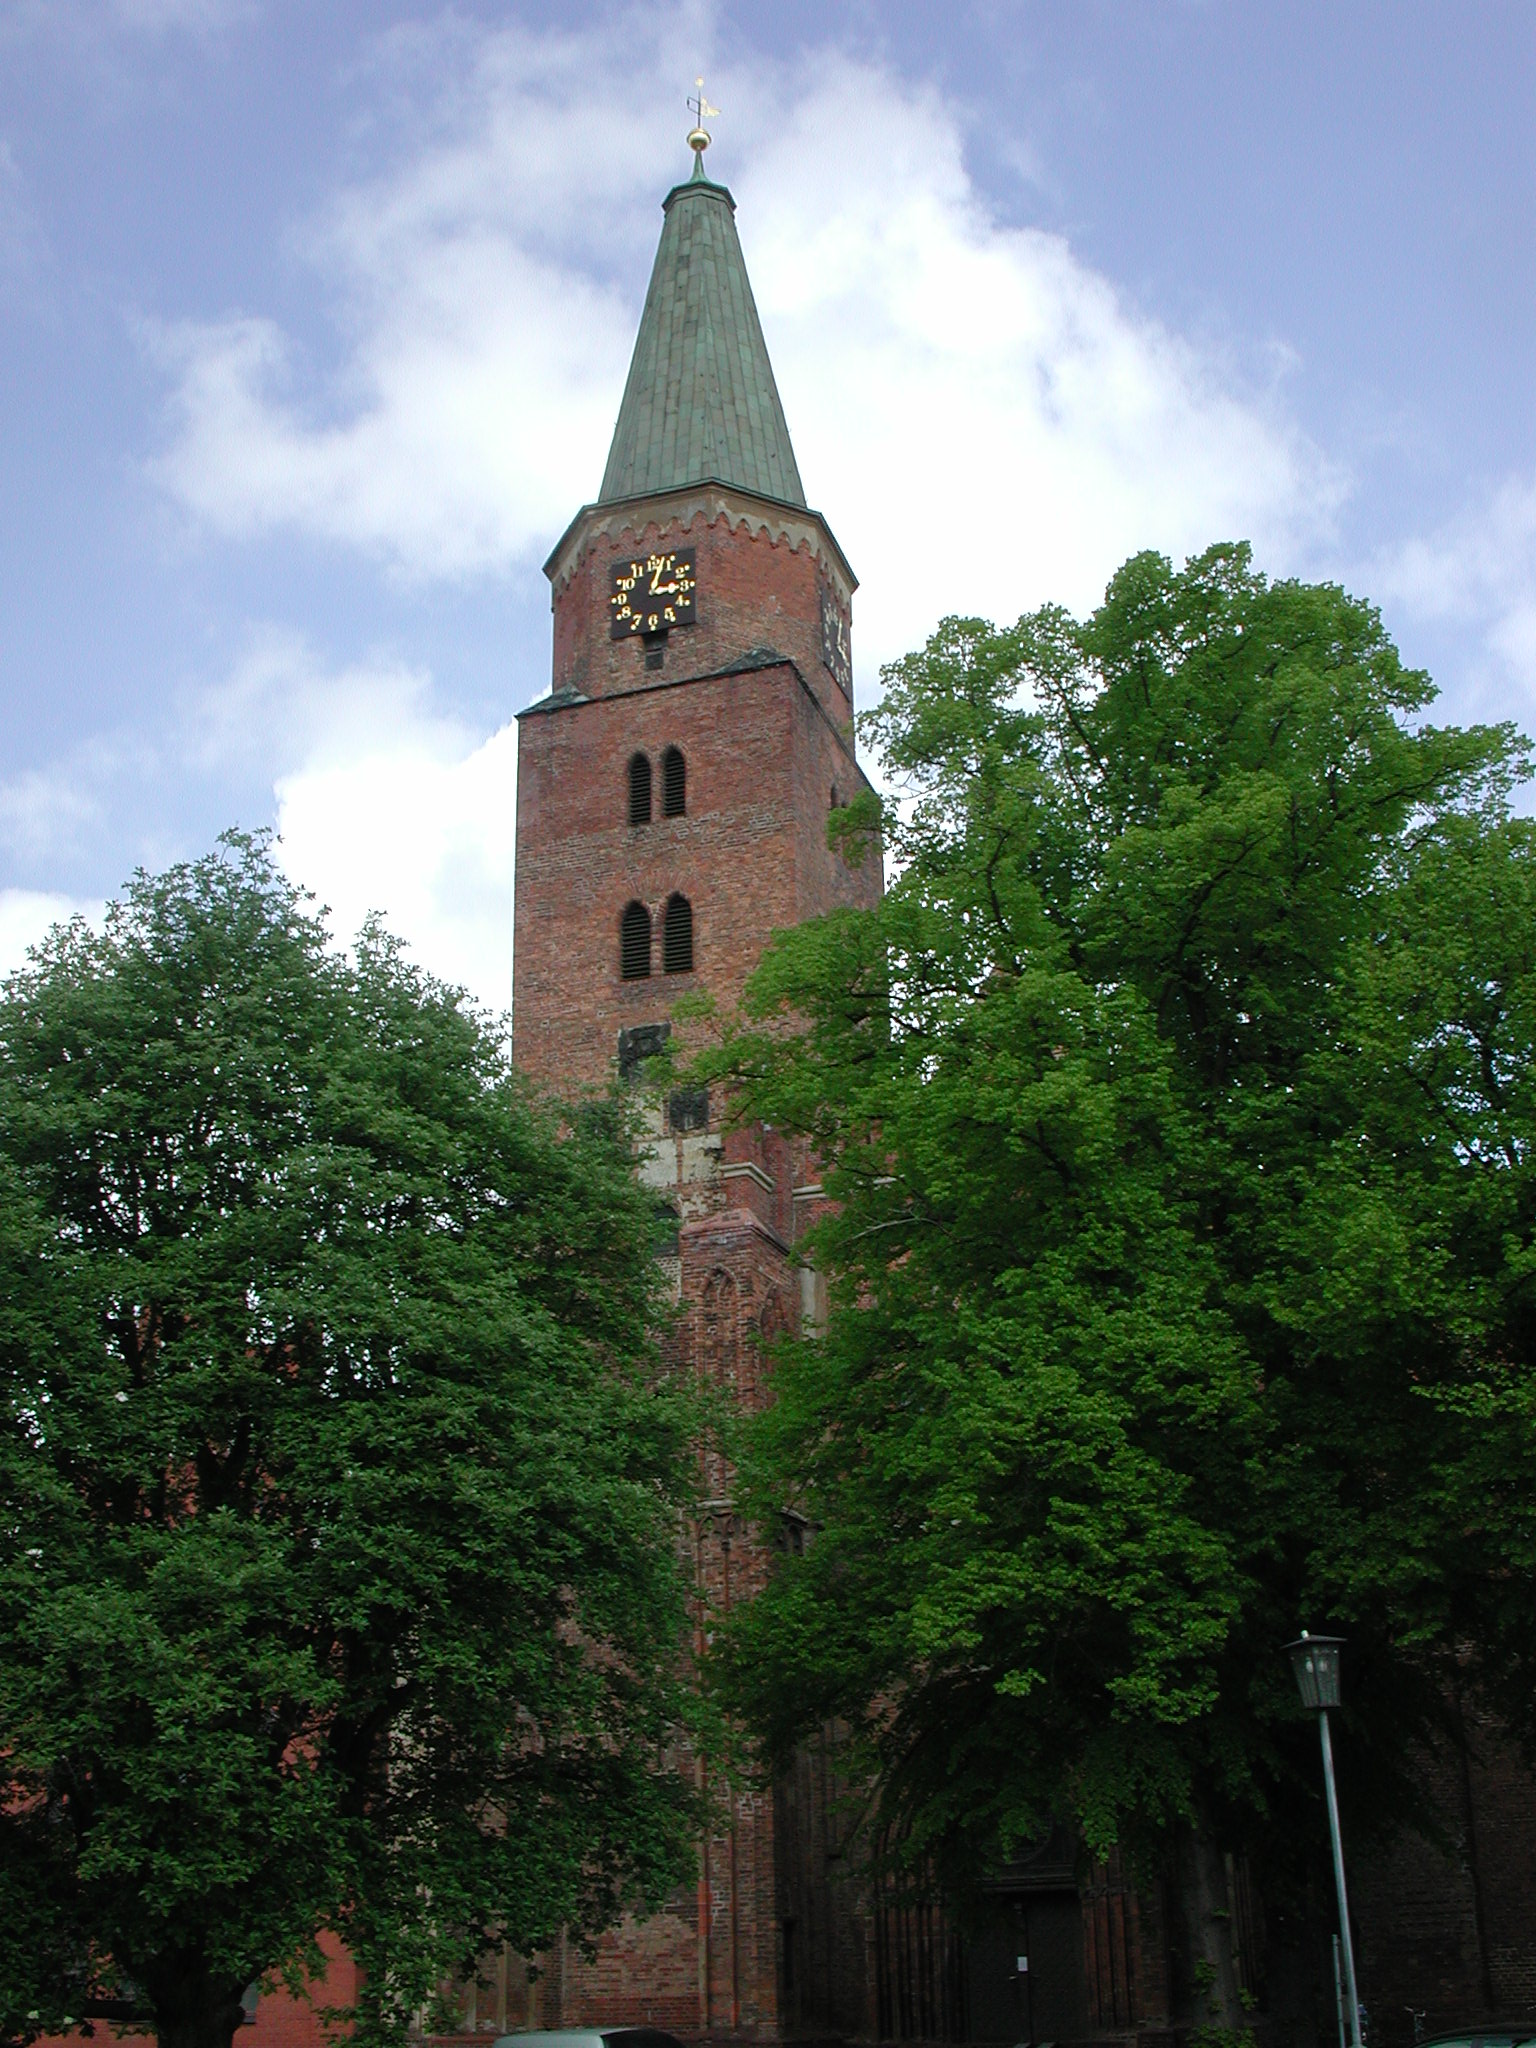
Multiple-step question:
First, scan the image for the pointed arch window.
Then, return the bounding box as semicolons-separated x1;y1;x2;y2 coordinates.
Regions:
702;1268;739;1386
700;1267;738;1500
663;893;693;975
662;746;686;817
620;900;652;980
628;752;652;825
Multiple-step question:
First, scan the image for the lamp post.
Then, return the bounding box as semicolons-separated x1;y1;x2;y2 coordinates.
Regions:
1286;1631;1363;2048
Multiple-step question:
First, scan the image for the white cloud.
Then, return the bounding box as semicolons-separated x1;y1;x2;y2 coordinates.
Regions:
0;627;517;1016
729;57;1336;655
125;8;1357;1014
149;13;686;580
1372;477;1536;722
151;10;1339;665
187;626;440;776
273;701;518;1022
0;890;103;982
192;630;520;1015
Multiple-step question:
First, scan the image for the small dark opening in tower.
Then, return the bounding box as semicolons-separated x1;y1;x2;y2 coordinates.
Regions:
620;900;652;979
627;752;652;825
668;1085;709;1133
662;746;686;817
617;1021;669;1080
651;1194;681;1257
644;643;665;671
663;892;693;975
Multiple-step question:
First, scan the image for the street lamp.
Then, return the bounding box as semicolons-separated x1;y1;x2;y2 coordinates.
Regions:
1286;1631;1362;2048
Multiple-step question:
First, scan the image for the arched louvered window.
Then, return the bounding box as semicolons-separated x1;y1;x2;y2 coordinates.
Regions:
628;752;652;825
663;893;693;975
662;746;686;817
620;900;652;980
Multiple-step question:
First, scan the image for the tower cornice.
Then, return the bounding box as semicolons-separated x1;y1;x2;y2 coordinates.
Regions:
543;478;857;607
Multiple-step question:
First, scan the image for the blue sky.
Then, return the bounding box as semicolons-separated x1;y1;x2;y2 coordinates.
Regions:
1;0;1533;1009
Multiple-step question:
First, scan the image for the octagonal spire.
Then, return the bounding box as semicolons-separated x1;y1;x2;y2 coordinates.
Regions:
598;168;806;509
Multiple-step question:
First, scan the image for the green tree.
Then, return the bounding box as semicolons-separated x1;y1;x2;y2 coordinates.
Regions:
711;545;1536;2030
0;836;699;2048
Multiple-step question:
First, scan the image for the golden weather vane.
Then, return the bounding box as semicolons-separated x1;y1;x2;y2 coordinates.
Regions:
687;78;720;160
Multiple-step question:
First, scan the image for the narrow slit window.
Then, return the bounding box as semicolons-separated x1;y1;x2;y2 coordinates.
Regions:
663;893;693;975
662;746;686;817
620;900;652;980
628;752;652;825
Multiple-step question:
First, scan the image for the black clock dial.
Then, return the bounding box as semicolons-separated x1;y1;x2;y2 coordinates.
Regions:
820;585;851;694
610;548;697;639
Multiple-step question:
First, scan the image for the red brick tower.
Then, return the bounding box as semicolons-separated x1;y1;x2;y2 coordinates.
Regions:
514;162;875;1101
511;133;881;2044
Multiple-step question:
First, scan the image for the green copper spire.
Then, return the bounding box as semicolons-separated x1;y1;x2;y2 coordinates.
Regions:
598;163;806;508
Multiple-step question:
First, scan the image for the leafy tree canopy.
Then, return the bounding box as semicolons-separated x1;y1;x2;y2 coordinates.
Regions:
0;835;699;2048
709;544;1536;2016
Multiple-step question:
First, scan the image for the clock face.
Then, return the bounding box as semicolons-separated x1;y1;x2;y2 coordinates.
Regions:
610;548;698;639
820;585;852;694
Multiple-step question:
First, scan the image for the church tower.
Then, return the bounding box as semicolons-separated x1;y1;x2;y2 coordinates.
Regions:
511;128;881;2043
513;141;878;1100
507;116;1536;2048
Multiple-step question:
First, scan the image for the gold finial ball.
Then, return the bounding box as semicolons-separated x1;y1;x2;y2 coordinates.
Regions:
686;79;718;160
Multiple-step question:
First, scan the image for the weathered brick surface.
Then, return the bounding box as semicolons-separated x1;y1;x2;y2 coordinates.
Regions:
546;487;854;732
513;655;874;1098
514;641;875;1101
509;467;1202;2048
242;1939;360;2048
512;469;1189;2048
34;1933;359;2048
777;1731;876;2042
1352;1703;1536;2046
1082;1853;1169;2036
512;1209;801;2046
504;482;879;2048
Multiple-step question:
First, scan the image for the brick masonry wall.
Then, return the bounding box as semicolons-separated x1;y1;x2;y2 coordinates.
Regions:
33;1932;360;2048
507;489;883;2045
776;1730;877;2042
1082;1852;1169;2036
532;1208;803;2046
548;493;854;734
242;1938;360;2048
515;476;877;1108
513;655;878;1100
1352;1701;1536;2046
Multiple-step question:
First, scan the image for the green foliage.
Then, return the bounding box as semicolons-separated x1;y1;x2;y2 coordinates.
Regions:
710;545;1536;1907
0;835;699;2048
1189;2028;1259;2048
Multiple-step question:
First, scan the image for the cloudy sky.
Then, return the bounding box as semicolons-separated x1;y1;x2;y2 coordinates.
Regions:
1;0;1532;1012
